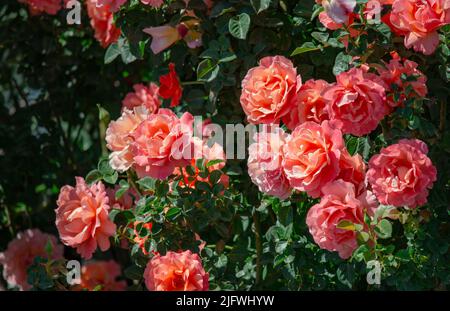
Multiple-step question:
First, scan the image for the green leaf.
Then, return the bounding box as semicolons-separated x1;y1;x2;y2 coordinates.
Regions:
185;165;196;176
206;159;224;168
44;239;53;257
109;209;121;222
357;231;370;244
290;42;320;56
251;0;271;14
103;171;118;184
104;43;121;64
209;170;222;185
85;169;102;184
376;219;393;239
98;157;114;176
197;59;220;82
155;183;169;197
196;181;211;192
336;220;355;231
333;52;352;76
137;177;156;190
311;32;329;44
374;22;391;40
165;207;182;220
115;180;130;199
118;37;137;64
275;240;288;253
228;13;251;40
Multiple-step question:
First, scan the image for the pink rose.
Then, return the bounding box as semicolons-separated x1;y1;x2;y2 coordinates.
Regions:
323;67;387;136
247;126;292;199
18;0;63;15
306;180;375;259
122;83;161;113
75;260;127;291
389;0;450;55
375;52;428;109
337;149;367;195
240;56;301;124
144;250;209;291
106;106;149;172
367;139;437;208
86;0;121;48
0;229;64;290
131;109;194;179
282;121;344;198
282;79;331;130
56;177;116;259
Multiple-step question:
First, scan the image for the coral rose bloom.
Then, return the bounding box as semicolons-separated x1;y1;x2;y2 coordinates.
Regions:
122;83;161;113
323;67;387;136
144;250;209;291
389;0;450;55
76;260;127;291
306;180;376;259
106;106;149;172
337;150;367;195
131;109;194;179
247;126;292;199
56;177;116;259
367;139;437;208
240;56;301;124
86;0;121;48
282;121;344;198
283;79;331;130
0;229;64;290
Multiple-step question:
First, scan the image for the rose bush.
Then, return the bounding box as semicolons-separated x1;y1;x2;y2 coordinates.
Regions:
0;0;449;291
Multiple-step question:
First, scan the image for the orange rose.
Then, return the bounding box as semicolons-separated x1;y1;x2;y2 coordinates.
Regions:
240;56;301;124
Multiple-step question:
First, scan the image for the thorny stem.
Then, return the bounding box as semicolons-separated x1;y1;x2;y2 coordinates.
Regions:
127;171;142;196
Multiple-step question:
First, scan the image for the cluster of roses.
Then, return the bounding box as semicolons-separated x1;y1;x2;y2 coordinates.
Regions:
106;63;228;186
243;55;437;258
318;0;450;55
0;64;217;291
